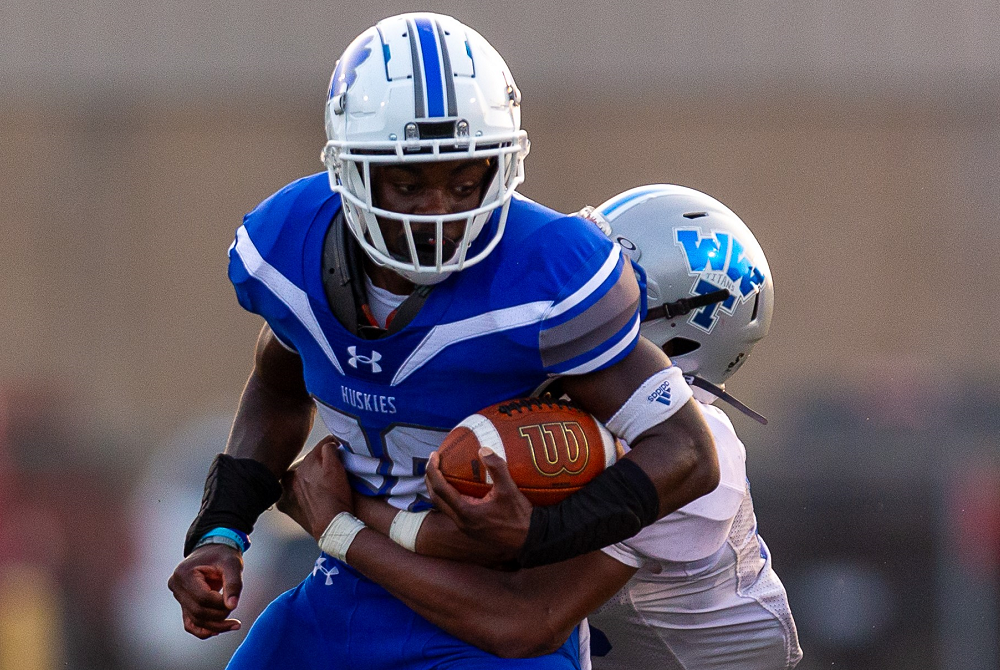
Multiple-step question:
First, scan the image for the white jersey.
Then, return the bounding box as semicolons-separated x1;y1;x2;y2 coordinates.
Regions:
590;401;802;670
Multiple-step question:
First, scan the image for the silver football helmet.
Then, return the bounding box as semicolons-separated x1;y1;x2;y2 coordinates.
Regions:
322;13;530;285
585;184;773;388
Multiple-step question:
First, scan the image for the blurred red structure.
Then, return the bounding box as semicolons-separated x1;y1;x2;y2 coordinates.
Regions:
0;384;135;670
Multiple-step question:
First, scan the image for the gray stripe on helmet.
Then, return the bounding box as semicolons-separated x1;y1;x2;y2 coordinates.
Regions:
407;20;425;118
540;261;641;368
434;19;458;117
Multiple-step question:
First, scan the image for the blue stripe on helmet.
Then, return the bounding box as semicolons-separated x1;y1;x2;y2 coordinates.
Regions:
599;185;670;218
414;17;445;117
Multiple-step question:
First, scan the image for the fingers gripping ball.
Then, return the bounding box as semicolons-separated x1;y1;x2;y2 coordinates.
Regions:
436;398;621;506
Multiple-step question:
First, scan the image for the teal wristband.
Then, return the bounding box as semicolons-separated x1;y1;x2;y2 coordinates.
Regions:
198;527;251;553
194;535;242;553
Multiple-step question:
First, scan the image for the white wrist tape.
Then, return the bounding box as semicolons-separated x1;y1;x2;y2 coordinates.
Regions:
318;512;366;563
605;366;693;444
388;510;430;552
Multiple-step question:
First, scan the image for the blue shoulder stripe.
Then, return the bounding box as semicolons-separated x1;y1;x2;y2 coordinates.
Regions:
540;257;640;369
547;311;641;376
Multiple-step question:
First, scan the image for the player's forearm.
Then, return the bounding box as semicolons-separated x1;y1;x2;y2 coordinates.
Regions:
625;399;719;519
558;338;719;528
344;529;585;657
510;399;718;569
352;495;505;566
185;327;314;556
183;371;314;556
413;512;505;564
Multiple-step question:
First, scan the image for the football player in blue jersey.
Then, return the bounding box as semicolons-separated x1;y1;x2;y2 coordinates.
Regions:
278;185;801;669
168;13;719;670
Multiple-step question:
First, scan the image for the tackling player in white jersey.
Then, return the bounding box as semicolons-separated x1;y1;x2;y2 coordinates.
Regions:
582;185;801;669
281;184;802;668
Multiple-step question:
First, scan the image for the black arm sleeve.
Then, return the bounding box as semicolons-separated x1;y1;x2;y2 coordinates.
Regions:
516;458;660;569
183;454;283;556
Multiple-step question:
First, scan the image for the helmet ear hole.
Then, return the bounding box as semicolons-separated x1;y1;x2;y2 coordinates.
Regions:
661;337;701;358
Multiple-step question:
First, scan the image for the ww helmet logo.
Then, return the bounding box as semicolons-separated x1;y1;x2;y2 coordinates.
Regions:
518;422;590;477
674;227;767;333
347;346;382;373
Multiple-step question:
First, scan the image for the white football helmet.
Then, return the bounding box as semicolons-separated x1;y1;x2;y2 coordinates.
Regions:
586;185;774;387
322;13;530;285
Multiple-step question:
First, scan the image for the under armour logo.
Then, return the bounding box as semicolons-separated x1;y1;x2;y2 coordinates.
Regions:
313;556;339;586
347;346;382;373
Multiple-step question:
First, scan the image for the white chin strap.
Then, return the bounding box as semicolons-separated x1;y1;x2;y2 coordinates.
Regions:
394;264;457;286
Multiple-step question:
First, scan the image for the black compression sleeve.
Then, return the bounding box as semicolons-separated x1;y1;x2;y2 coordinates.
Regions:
183;454;283;556
516;458;660;569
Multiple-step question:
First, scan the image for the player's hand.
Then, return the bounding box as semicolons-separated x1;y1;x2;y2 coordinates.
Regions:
278;435;353;540
425;447;532;565
167;543;244;639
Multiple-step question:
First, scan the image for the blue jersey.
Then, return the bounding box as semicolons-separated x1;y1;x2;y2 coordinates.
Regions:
228;173;641;510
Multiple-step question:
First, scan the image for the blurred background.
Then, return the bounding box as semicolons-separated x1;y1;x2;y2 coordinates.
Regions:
1;1;998;668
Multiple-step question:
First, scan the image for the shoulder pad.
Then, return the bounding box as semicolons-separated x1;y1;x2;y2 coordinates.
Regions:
322;210;365;334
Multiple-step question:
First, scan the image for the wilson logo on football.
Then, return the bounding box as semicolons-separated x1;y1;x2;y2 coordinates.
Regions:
436;399;617;505
518;422;590;477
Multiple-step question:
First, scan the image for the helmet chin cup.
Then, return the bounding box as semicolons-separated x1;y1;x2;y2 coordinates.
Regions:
394;265;457;286
323;13;529;280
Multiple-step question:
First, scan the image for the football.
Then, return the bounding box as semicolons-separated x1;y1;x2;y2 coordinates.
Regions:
436;397;620;506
